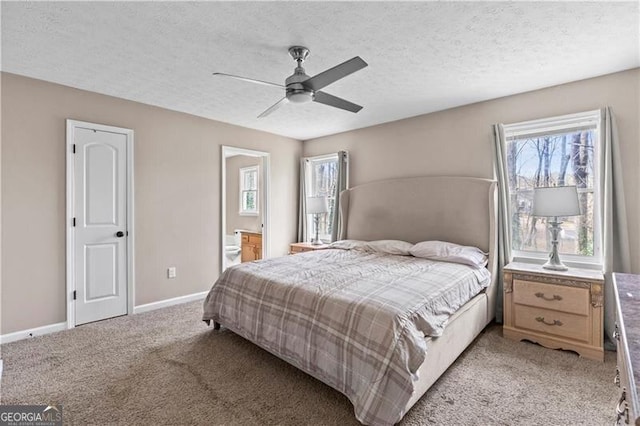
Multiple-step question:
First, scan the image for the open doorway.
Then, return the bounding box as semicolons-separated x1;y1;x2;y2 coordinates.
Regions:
221;146;270;274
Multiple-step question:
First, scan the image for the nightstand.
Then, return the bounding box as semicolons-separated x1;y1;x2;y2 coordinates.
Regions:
290;242;329;254
503;262;604;361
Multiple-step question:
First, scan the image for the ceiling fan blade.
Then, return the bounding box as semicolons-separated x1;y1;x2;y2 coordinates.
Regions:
258;97;288;118
212;73;285;89
314;91;363;113
302;57;368;91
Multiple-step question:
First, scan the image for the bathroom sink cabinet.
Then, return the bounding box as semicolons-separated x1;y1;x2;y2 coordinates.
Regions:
240;231;262;263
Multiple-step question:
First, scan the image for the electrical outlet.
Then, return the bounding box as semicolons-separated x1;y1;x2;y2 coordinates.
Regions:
167;267;176;279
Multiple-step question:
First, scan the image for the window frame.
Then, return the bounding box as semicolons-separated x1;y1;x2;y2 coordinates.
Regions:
239;165;259;216
503;109;603;269
304;153;345;243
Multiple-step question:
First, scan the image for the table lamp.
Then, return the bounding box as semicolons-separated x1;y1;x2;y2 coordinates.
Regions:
532;186;582;271
306;196;329;245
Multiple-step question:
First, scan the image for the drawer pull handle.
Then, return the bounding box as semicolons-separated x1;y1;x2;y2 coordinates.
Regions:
535;317;563;326
615;391;628;424
534;292;562;301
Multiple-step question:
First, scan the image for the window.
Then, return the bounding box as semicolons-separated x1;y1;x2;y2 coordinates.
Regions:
239;166;259;215
305;153;342;243
504;110;602;266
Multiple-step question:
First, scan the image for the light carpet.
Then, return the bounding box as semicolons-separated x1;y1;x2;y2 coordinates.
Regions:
0;300;617;425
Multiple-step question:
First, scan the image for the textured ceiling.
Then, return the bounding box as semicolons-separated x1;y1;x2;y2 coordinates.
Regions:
1;2;638;140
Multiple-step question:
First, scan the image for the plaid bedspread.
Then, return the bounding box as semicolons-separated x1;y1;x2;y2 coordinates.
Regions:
202;249;490;425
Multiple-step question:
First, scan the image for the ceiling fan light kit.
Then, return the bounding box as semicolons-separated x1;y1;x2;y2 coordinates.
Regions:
213;46;367;117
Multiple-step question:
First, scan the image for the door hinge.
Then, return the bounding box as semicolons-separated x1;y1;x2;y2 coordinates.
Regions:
72;144;76;154
72;217;76;227
73;290;77;300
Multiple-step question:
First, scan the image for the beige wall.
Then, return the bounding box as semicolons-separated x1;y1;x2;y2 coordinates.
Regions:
304;69;640;273
2;69;638;334
226;155;263;235
1;72;301;334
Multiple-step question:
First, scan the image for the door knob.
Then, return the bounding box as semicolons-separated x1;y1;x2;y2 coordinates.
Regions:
115;231;125;238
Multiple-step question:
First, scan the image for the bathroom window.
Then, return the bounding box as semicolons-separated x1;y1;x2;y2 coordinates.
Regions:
239;166;259;215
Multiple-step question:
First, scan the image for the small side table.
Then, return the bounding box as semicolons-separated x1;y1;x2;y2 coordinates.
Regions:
503;262;604;361
290;242;329;254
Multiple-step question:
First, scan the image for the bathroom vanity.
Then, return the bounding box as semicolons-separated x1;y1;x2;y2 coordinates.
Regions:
240;231;262;262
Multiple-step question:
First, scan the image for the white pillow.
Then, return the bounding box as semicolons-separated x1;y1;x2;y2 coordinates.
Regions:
410;240;488;268
328;239;413;255
328;240;368;250
363;240;413;255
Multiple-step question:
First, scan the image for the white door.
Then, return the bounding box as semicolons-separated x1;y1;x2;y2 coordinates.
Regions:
73;127;128;325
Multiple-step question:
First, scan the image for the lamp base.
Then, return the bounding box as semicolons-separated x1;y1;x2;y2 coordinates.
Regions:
542;218;568;271
312;213;323;246
542;261;569;271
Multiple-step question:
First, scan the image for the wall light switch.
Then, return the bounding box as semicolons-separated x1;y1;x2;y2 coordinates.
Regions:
168;267;177;279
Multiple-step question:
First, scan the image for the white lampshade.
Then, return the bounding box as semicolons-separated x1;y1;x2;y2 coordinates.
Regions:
532;186;582;217
306;196;329;214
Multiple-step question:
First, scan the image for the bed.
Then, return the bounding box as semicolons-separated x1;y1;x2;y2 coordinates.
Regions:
203;176;498;425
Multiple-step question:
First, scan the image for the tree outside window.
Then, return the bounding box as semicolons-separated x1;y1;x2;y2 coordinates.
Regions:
504;111;601;265
239;166;259;215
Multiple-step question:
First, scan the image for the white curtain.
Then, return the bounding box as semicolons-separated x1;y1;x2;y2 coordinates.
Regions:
601;107;631;343
331;151;348;242
492;123;512;323
297;158;309;243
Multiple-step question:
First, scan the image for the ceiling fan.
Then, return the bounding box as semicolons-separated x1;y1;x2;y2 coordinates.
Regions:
213;46;368;118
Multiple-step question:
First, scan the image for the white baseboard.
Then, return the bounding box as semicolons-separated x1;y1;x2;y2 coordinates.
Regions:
0;292;208;345
0;322;67;345
133;291;208;314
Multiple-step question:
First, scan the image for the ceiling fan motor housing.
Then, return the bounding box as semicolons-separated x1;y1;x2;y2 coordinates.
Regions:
285;66;314;104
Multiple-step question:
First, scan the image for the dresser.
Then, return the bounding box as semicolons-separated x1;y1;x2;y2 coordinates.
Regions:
289;242;329;254
613;273;640;425
503;262;604;361
240;231;262;262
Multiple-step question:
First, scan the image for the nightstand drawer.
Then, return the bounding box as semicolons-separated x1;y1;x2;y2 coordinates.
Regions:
514;304;590;342
291;246;311;253
513;280;589;315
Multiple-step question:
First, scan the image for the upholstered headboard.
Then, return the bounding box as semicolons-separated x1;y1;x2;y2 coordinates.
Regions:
338;176;498;318
339;176;495;250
